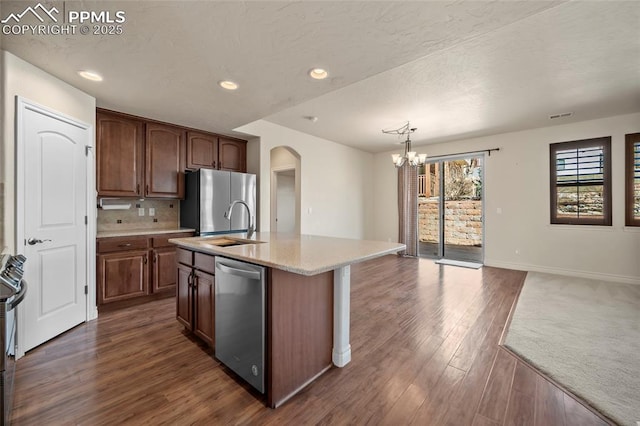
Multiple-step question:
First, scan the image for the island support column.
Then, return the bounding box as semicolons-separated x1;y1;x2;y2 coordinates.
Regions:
332;265;351;367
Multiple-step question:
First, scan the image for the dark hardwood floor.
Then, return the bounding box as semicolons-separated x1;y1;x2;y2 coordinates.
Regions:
11;255;609;425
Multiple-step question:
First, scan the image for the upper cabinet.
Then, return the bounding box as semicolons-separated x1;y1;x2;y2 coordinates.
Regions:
218;138;246;172
96;111;144;197
186;132;246;173
97;109;246;198
186;131;218;170
145;123;186;198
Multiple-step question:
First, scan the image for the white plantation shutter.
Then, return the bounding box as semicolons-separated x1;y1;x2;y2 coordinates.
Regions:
550;137;611;226
626;133;640;226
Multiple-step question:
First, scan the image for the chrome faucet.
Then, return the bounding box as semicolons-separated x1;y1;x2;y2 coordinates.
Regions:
224;200;255;239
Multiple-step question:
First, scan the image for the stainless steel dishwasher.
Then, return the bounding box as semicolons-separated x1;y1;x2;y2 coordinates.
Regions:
214;257;266;394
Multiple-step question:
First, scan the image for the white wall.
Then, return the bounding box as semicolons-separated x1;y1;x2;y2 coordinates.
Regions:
372;112;640;284
1;50;97;316
271;146;298;169
2;50;96;251
237;120;373;239
0;51;5;251
245;136;262;229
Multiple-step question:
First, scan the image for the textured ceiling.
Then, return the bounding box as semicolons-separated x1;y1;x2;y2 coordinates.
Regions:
265;1;640;151
2;1;638;152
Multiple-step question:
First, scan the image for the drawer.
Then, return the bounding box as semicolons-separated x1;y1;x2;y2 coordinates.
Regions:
194;252;215;274
176;248;193;266
152;232;194;248
97;237;149;253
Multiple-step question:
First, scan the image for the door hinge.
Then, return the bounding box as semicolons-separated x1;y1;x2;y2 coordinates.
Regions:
85;215;88;225
84;285;88;295
85;145;93;156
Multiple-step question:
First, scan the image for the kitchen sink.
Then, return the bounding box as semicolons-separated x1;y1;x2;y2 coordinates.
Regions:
199;237;264;248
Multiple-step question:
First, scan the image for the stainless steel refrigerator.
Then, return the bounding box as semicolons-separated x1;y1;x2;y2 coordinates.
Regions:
180;169;256;235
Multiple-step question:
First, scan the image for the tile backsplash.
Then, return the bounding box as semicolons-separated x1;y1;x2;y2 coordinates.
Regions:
97;199;179;232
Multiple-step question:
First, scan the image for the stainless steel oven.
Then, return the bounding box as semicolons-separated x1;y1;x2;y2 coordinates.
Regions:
0;254;28;425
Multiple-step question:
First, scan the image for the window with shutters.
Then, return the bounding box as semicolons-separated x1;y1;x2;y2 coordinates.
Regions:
550;137;611;225
626;133;640;226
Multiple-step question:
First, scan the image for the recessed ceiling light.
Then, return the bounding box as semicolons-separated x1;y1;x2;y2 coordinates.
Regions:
309;68;328;80
219;80;239;90
77;70;103;82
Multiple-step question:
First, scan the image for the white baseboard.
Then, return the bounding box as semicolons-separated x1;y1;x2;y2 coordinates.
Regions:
484;259;640;285
88;306;98;321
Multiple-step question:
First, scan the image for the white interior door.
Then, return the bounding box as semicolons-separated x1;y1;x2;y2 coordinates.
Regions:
18;99;89;352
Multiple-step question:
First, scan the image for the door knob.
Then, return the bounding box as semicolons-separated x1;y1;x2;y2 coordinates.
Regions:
27;238;52;245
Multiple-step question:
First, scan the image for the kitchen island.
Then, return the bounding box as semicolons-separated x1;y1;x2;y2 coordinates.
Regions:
169;232;404;407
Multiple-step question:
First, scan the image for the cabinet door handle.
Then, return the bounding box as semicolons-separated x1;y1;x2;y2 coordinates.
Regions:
213;160;216;169
187;271;193;287
143;255;148;265
136;184;140;194
118;243;132;248
153;254;157;263
146;184;149;195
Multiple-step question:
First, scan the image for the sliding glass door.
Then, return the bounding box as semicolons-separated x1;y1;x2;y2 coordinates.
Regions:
418;155;484;263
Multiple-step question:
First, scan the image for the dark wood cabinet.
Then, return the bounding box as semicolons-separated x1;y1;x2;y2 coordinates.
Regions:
145;123;186;198
186;131;218;170
153;248;178;293
218;138;246;172
193;270;215;346
176;262;193;329
176;248;215;347
97;110;247;195
97;232;193;309
98;249;149;304
96;111;144;197
186;133;247;172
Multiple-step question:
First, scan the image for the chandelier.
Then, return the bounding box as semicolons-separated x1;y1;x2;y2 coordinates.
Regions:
383;122;427;168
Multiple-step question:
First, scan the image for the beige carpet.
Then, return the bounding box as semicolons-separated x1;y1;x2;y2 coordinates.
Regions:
503;272;640;426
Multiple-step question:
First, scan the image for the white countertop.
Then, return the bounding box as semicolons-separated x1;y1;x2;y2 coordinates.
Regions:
169;232;405;276
97;228;195;239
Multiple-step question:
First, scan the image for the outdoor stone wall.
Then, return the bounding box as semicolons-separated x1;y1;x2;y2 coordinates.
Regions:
556;186;604;217
419;198;482;246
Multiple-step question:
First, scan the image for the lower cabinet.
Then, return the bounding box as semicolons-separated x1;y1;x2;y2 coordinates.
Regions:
193;270;215;346
176;262;193;328
176;248;215;347
152;247;178;293
174;246;336;408
97;231;193;308
98;250;149;304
